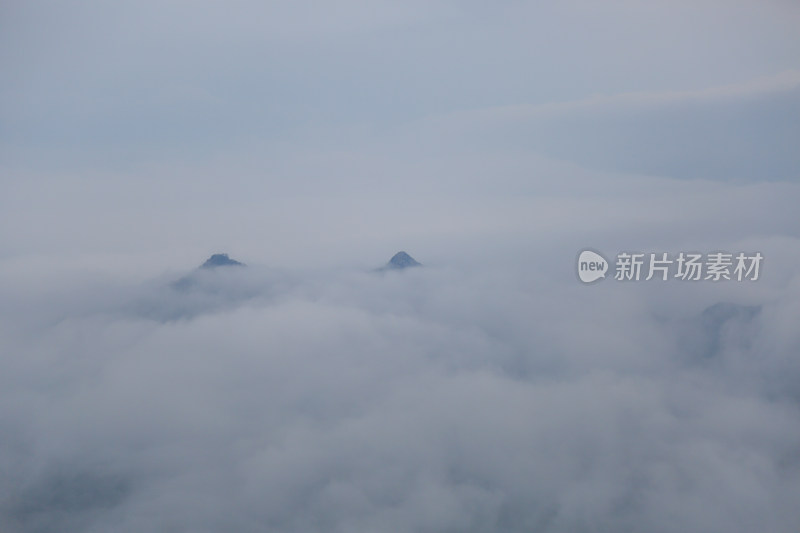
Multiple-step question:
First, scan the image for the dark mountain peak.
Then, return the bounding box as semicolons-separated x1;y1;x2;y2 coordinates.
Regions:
385;251;421;270
171;253;246;292
200;253;245;269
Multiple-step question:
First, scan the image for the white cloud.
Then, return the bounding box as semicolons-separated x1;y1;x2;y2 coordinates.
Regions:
1;224;800;531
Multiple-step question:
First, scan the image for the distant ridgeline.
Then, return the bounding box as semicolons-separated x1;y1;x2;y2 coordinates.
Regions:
173;251;421;290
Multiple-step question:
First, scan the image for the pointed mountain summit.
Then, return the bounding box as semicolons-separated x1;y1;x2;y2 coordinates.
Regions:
171;253;246;292
384;251;421;270
200;253;245;269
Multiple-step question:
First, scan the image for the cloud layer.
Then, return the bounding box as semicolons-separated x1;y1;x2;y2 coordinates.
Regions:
1;230;799;532
1;1;799;531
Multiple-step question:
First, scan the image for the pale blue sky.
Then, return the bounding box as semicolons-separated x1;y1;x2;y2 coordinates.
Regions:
1;0;798;265
2;0;799;173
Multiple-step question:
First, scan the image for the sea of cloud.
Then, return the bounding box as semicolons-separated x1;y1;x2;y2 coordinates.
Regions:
1;188;799;532
2;2;799;529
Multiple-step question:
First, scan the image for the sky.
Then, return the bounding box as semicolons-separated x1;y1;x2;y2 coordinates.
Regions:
0;1;799;532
